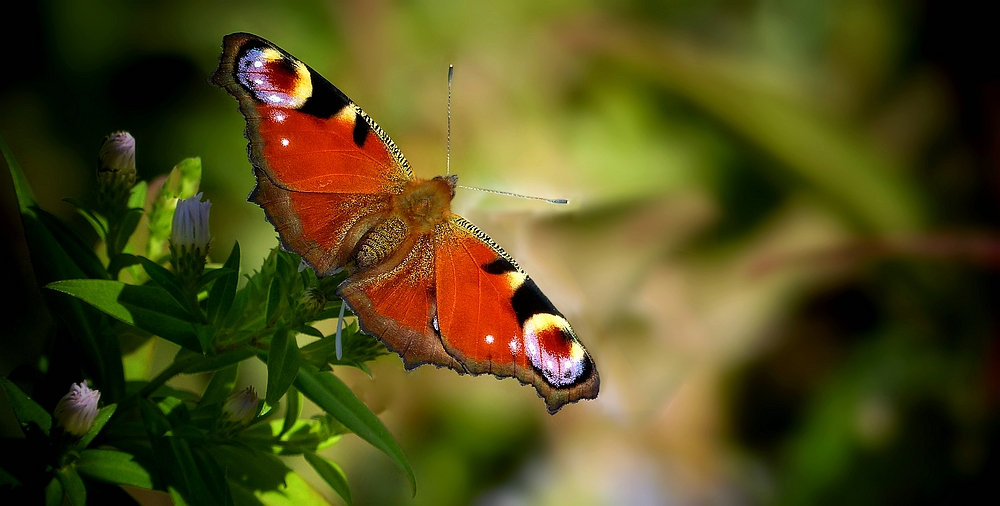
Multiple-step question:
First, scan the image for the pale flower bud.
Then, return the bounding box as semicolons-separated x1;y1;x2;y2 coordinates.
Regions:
222;387;259;426
170;193;212;284
98;132;136;176
53;382;101;437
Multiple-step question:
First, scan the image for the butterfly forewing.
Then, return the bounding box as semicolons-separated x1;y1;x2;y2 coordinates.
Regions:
213;32;412;194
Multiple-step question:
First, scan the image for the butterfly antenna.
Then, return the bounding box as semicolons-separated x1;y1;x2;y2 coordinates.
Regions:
447;64;454;176
456;184;568;204
447;65;567;205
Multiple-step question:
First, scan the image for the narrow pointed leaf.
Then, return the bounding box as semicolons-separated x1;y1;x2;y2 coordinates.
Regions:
74;404;117;450
55;466;86;506
303;451;352;505
207;242;240;325
294;366;415;494
47;279;202;351
266;326;300;406
75;449;156;489
0;377;52;435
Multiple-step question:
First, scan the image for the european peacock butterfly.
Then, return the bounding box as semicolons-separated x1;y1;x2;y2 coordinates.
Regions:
212;33;598;413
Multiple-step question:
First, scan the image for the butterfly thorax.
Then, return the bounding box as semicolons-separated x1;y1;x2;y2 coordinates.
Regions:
394;175;456;233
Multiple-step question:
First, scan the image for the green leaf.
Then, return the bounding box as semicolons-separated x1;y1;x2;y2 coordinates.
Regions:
111;208;144;255
201;363;240;407
138;256;190;310
265;277;282;326
55;466;87;506
185;348;256;374
294;366;415;495
127;180;147;209
0;377;52;435
279;387;302;437
266;326;301;406
214;446;328;506
47;279;202;351
0;467;21;487
75;449;156;489
108;253;143;278
303;451;352;505
64;197;108;239
137;397;171;438
74;404;117;450
1;134;37;211
34;205;110;281
207;242;240;325
146;157;203;260
45;477;63;506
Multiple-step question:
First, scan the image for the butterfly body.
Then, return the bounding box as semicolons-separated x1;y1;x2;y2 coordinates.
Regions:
213;33;598;412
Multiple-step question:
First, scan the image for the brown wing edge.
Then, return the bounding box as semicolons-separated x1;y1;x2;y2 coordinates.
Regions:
443;216;600;414
337;280;465;374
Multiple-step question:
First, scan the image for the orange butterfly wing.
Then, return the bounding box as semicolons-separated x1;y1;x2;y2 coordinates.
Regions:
436;217;598;412
214;33;598;413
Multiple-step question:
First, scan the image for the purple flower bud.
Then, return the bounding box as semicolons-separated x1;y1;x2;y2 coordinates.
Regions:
53;382;101;437
223;387;259;426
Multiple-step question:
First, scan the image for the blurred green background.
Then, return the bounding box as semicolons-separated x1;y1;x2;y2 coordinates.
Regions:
2;0;998;504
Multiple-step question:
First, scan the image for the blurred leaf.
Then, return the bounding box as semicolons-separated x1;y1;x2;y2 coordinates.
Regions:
303;451;352;506
47;279;202;351
0;377;52;435
147;158;202;259
295;366;415;495
75;449;156;489
44;477;62;506
0;467;21;488
266;325;301;406
1;134;37;211
54;466;86;506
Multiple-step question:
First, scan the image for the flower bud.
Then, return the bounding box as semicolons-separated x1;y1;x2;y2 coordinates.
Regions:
96;131;137;217
53;382;101;437
222;387;259;426
297;287;327;322
170;193;212;284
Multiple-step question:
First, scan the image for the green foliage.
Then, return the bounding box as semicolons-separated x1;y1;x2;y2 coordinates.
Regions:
0;135;407;505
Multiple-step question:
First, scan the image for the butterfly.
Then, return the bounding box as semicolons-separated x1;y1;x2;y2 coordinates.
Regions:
212;33;598;413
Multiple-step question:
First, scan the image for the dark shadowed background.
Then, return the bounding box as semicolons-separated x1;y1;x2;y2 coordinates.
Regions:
2;0;998;504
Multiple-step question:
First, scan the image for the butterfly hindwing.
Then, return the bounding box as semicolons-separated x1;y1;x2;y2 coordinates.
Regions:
435;216;599;413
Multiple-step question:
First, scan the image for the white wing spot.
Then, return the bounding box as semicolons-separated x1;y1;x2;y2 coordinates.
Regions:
509;338;520;354
274;112;286;122
485;334;494;344
253;61;263;68
280;138;290;146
